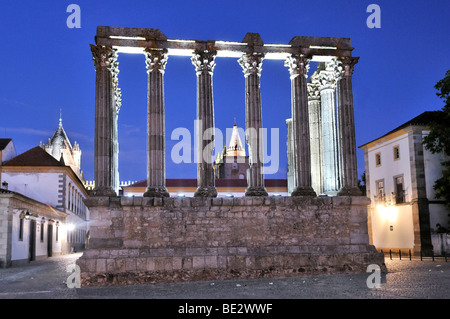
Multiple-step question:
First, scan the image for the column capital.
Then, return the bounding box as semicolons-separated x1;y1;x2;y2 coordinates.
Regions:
238;52;264;77
284;54;310;79
307;72;321;100
191;50;217;76
91;45;117;70
335;56;359;79
144;48;168;75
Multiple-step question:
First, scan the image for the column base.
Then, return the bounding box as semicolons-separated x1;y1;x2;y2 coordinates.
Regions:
245;186;268;197
91;186;117;197
194;186;218;198
291;186;317;197
337;186;363;196
143;187;170;198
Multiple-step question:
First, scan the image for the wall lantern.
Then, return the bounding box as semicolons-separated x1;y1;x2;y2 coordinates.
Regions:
1;181;8;190
25;211;31;220
41;217;46;224
56;221;60;227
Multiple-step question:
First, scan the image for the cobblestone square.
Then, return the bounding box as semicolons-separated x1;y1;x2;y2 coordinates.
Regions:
0;253;448;299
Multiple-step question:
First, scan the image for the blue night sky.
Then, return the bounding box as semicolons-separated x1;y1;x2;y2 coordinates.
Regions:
1;1;449;183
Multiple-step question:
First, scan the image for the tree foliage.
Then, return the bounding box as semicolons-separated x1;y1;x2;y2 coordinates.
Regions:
423;69;450;207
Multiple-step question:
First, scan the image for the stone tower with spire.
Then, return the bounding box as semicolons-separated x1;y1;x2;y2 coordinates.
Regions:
213;121;249;179
40;112;84;181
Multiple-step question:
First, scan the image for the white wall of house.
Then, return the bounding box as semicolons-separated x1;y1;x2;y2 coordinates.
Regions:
367;132;411;204
1;141;17;163
2;171;60;207
11;213;30;261
366;131;417;249
370;205;415;249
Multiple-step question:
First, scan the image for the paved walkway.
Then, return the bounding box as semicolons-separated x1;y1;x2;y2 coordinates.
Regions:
0;253;448;299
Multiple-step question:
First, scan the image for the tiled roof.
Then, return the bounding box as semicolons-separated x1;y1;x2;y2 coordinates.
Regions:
2;146;65;167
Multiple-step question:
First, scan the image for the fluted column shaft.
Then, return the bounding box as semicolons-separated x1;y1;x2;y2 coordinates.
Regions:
191;50;217;197
91;44;117;197
285;55;316;196
319;61;340;194
238;53;268;196
335;57;362;196
307;72;323;195
143;48;169;197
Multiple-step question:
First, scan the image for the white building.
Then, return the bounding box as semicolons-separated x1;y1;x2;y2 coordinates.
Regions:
0;188;68;267
359;111;450;256
0;118;90;265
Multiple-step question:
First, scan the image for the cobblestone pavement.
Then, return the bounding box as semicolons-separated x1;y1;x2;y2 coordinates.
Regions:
0;253;448;299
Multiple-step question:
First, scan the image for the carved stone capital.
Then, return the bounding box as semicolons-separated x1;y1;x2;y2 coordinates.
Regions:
91;45;117;70
238;52;264;77
191;50;217;76
318;69;335;91
307;72;321;100
335;56;359;79
144;48;168;75
284;54;310;79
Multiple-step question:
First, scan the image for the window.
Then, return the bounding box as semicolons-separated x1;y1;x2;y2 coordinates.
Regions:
375;152;382;167
40;222;44;242
394;176;405;204
56;226;59;242
19;218;24;241
393;145;400;161
375;180;384;202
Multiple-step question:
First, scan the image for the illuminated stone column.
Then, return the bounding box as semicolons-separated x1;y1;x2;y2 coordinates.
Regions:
335;57;362;196
191;50;218;197
90;44;117;197
284;54;316;196
143;48;170;198
238;52;268;197
307;70;323;195
111;59;121;195
319;60;340;195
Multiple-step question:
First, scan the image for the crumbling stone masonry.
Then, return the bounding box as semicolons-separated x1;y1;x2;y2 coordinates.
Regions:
77;196;385;286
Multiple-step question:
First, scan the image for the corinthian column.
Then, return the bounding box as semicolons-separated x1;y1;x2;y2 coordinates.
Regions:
319;60;340;195
307;70;323;195
191;50;218;197
284;54;316;196
143;48;170;198
111;59;121;195
238;52;268;197
335;56;362;196
90;44;118;197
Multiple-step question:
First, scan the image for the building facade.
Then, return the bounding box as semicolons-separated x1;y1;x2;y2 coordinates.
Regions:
359;111;450;256
0;188;68;267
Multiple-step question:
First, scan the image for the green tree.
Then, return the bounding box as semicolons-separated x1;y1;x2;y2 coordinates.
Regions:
423;69;450;208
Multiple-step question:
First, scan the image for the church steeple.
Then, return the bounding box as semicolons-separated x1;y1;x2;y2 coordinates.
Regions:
40;110;84;181
226;121;246;157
